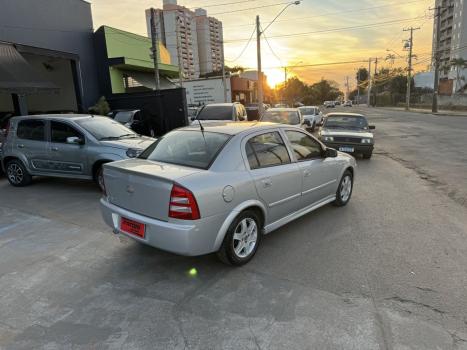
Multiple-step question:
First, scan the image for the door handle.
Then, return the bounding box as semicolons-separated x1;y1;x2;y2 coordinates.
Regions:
51;147;59;151
261;178;272;188
17;144;25;149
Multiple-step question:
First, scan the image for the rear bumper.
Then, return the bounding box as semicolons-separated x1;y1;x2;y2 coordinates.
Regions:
100;197;226;256
323;142;374;154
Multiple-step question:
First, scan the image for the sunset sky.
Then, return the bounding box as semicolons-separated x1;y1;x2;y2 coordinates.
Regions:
91;0;435;89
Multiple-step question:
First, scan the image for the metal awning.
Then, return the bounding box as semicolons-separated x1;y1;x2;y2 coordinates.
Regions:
0;42;59;94
124;70;177;90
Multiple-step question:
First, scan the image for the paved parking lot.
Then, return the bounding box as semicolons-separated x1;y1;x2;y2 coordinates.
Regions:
1;109;467;349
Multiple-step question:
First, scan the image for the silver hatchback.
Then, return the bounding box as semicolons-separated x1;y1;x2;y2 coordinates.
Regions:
100;122;356;265
1;114;155;189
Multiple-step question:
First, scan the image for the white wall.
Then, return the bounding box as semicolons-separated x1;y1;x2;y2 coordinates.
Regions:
184;77;231;105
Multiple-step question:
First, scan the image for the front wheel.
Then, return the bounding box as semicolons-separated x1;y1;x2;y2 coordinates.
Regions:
94;165;106;192
217;210;262;266
333;170;353;207
6;159;32;187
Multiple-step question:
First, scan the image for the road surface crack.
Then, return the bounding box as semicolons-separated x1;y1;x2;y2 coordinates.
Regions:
385;296;446;315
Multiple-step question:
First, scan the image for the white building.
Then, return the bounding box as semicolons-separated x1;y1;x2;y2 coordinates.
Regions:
145;0;224;80
432;0;467;93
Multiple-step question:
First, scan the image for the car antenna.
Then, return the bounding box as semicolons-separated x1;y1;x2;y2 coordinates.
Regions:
194;105;205;132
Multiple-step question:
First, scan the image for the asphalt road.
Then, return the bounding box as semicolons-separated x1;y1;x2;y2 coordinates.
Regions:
1;109;467;349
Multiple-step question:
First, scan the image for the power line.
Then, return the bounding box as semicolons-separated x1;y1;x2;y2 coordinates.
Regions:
224;25;257;62
260;24;283;65
209;1;293;16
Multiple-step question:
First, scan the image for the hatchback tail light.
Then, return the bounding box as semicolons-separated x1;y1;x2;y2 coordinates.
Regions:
169;184;200;220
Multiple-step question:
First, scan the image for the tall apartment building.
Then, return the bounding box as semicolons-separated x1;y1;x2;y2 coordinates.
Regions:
432;0;467;92
195;8;224;76
145;0;224;80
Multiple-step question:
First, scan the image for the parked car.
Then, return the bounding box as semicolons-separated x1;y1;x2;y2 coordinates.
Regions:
319;113;375;159
0;114;155;190
108;109;156;137
100;122;356;265
191;103;248;124
261;108;311;129
187;106;199;120
343;100;353;107
298;106;324;131
324;101;335;108
334;101;341;106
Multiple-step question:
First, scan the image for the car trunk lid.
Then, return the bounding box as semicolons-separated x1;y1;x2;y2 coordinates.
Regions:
103;159;202;221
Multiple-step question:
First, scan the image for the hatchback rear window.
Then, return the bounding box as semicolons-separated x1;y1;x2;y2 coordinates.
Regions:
139;130;231;169
197;106;232;120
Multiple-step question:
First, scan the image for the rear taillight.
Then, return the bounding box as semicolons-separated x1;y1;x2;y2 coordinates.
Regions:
169;184;200;220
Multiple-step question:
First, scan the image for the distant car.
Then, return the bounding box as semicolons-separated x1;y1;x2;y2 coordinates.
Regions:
324;101;335;108
319;113;375;159
100;122;356;265
334;101;341;106
343;101;352;107
191;103;247;124
1;114;155;190
274;103;289;108
261;108;310;129
298;106;324;131
109;109;156;137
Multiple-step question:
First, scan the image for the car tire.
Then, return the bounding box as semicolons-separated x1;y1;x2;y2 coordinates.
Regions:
311;122;316;132
333;170;353;207
6;159;32;187
94;164;106;192
217;210;262;266
363;151;372;159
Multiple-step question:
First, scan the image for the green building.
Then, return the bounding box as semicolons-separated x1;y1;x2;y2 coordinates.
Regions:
94;26;179;97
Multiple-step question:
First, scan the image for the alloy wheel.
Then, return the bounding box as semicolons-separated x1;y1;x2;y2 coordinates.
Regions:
340;175;352;203
7;163;23;185
233;218;258;258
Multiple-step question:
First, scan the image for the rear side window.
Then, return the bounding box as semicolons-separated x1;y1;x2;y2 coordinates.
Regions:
139;130;231;169
246;131;291;169
51;121;83;143
17;120;45;141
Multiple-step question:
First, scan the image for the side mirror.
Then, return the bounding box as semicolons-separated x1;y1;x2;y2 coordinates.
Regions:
66;136;84;145
324;147;338;158
369;125;376;130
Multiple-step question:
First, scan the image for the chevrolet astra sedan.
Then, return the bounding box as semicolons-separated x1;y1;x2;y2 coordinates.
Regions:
100;122;356;266
319;113;375;159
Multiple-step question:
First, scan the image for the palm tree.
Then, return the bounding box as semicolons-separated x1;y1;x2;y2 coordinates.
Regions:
450;58;467;93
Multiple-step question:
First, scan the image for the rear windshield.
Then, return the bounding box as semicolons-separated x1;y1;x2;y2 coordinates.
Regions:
114;111;133;123
197;106;232;120
139;130;231;169
262;110;300;125
299;107;317;115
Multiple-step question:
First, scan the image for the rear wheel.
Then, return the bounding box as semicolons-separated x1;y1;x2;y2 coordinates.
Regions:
6;159;32;187
217;210;261;266
333;170;353;207
93;164;106;192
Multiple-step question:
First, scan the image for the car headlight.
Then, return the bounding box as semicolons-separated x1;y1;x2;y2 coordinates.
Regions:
361;138;373;144
322;136;334;142
126;148;142;158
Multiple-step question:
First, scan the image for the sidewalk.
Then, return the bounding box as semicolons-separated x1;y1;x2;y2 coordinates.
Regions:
373;106;467;117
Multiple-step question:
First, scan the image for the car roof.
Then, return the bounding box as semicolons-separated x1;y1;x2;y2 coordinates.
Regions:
181;121;295;135
325;112;365;118
203;103;239;107
11;114;107;121
266;108;298;112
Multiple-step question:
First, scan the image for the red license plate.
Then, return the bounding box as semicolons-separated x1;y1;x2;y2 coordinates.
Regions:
120;217;145;238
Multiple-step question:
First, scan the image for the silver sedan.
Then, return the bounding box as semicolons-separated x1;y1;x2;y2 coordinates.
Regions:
100;122;356;266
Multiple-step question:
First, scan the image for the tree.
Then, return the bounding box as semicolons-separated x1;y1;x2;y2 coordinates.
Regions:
450;58;467;92
356;68;369;94
88;96;110;116
199;65;246;78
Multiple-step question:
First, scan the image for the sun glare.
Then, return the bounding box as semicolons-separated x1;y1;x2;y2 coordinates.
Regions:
265;68;285;88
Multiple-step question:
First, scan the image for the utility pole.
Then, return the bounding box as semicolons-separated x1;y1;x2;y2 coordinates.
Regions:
432;5;443;113
345;76;350;100
149;8;161;91
403;27;420;110
357;69;361;105
367;58;372;107
373;57;378;107
221;41;228;102
256;15;264;115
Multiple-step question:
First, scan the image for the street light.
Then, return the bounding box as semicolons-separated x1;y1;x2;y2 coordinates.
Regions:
257;1;301;115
